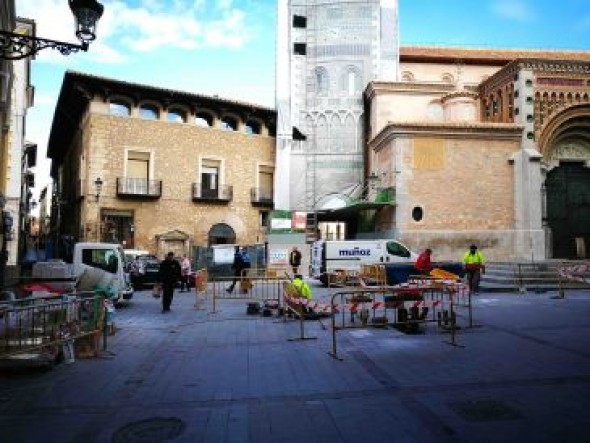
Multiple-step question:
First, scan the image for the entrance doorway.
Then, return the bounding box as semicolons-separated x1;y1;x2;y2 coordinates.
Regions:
208;223;236;246
545;163;590;258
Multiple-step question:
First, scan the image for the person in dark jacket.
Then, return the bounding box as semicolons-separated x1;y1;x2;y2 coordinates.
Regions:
158;251;181;312
289;246;302;274
226;246;248;293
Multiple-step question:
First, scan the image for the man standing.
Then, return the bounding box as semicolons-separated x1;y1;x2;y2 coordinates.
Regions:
414;248;433;275
158;252;181;313
462;244;485;295
180;254;191;292
289;246;302;274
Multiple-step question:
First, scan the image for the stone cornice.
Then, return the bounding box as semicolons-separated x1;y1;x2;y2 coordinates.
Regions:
400;46;590;65
369;121;524;152
365;81;455;100
480;58;590;95
440;90;479;103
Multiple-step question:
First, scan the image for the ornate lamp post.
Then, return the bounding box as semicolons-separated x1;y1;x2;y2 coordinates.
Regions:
0;0;104;60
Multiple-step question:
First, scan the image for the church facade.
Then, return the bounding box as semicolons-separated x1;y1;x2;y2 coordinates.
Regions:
276;0;590;261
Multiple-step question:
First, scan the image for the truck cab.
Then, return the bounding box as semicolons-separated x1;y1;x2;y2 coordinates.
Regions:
72;243;133;303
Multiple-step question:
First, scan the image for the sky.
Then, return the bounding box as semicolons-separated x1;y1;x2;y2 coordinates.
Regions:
16;0;590;205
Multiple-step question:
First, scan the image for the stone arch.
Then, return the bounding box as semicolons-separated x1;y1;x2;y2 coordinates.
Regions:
208;223;236;246
539;104;590;259
538;103;590;157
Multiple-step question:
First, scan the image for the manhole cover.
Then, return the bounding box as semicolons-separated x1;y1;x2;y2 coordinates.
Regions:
112;417;186;443
449;399;522;422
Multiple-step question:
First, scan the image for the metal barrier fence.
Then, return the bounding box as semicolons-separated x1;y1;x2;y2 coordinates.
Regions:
0;292;106;363
327;281;468;360
210;273;287;313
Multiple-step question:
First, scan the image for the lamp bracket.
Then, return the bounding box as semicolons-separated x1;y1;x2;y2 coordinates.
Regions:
0;31;88;60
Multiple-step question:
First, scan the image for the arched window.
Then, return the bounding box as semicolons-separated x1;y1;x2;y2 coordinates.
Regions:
401;71;415;82
220;116;237;131
167;108;186;123
441;73;454;84
315;67;329;95
139;104;159;120
195;112;213;127
208;223;236;246
109;100;130;117
341;66;362;95
245;120;261;135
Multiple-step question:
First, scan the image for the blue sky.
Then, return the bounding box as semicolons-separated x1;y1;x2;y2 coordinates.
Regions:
16;0;590;201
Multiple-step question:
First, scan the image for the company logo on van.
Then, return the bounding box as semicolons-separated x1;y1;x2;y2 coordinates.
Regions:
339;247;371;257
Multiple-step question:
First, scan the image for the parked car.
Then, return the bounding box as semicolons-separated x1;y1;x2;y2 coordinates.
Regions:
129;254;160;289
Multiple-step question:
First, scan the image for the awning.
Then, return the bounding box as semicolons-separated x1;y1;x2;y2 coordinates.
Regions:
326;201;395;218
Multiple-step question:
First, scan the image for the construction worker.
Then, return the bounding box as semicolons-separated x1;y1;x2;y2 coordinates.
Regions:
414;248;433;275
292;274;311;300
462;244;485;295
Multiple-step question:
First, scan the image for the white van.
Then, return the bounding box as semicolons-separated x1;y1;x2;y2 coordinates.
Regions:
310;239;417;285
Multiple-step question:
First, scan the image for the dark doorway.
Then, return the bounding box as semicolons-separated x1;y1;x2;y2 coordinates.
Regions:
545;163;590;259
208;223;236;246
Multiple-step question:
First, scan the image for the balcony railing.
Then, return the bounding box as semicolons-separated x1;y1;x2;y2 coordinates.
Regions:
192;183;232;203
116;177;162;199
250;187;274;207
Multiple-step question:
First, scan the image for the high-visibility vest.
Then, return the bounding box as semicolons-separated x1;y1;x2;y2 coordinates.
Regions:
462;250;485;266
292;278;311;299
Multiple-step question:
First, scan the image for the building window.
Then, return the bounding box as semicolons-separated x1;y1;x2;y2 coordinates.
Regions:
294;42;307;55
139;104;159;120
441;73;454;84
412;206;423;222
109;101;130;117
293;15;307;28
245;120;261;135
125;151;150;194
195;112;213;127
220;116;237;131
259;211;269;228
201;159;220;198
342;66;361;95
315;67;329;95
167;108;186;123
258;165;274;201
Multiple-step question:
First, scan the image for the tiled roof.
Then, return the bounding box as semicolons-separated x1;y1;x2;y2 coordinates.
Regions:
400;46;590;64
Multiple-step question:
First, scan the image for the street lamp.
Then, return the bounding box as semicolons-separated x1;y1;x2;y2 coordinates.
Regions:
94;177;103;202
0;0;104;60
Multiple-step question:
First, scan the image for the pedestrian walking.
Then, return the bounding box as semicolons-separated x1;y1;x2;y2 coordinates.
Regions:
158;251;181;312
462;244;485;295
180;254;191;292
226;246;249;293
289;246;302;275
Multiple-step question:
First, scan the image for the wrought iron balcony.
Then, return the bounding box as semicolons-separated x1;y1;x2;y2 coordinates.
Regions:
116;177;162;199
192;183;232;203
250;187;274;207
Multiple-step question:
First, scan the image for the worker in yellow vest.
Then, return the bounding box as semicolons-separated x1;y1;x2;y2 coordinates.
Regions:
462;244;485;295
292;274;311;300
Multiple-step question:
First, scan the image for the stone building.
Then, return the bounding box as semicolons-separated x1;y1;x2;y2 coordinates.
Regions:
366;49;590;260
47;71;276;258
276;0;590;261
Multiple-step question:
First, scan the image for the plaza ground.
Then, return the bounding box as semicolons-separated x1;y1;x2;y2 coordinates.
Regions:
1;283;590;443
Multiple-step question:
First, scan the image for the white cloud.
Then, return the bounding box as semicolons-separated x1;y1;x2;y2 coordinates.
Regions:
489;0;535;22
15;0;253;63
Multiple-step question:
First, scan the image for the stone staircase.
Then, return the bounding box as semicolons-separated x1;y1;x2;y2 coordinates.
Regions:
480;260;590;293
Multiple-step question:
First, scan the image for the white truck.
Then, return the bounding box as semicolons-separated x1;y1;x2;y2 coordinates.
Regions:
30;242;133;304
310;239;417;285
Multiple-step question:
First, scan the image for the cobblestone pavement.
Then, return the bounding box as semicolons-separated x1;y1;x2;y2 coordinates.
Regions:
1;283;590;443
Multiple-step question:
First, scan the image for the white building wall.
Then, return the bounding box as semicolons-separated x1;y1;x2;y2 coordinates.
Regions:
275;0;399;211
